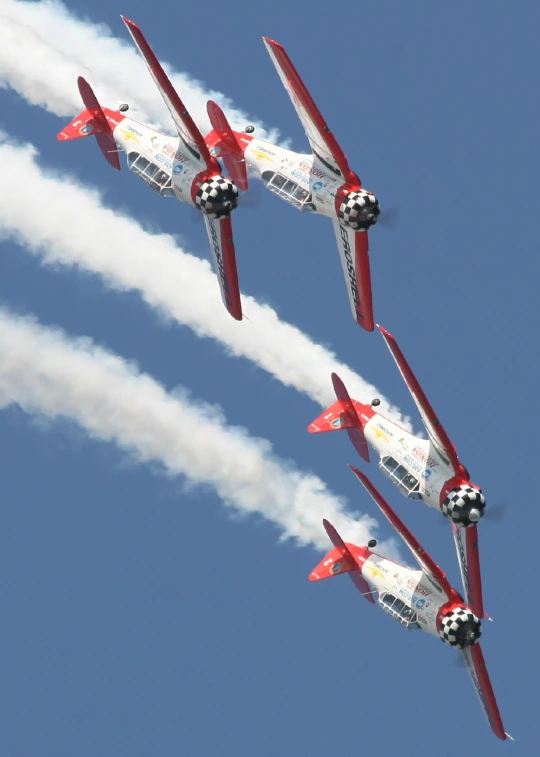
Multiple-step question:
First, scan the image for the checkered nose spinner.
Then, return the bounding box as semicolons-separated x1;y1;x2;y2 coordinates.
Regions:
442;485;486;527
195;177;239;219
338;189;380;231
438;606;482;649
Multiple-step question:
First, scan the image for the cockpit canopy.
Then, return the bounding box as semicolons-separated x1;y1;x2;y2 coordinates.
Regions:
379;455;422;500
378;592;420;630
261;170;316;212
127;152;174;196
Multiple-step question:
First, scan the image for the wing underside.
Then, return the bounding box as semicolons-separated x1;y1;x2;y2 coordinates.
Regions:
461;644;508;740
122;16;216;169
452;523;484;619
263;38;354;181
378;326;462;473
332;221;374;331
202;215;242;321
350;466;454;597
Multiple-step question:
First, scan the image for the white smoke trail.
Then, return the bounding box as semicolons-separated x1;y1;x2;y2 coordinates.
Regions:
0;134;409;425
0;0;278;138
0;306;389;552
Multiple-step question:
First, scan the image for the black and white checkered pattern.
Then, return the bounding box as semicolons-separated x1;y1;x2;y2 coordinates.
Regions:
438;607;481;648
195;177;239;218
442;485;486;526
338;190;380;231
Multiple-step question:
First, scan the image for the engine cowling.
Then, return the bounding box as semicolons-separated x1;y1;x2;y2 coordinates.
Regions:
195;177;239;219
338;190;380;231
438;606;482;648
442;485;486;527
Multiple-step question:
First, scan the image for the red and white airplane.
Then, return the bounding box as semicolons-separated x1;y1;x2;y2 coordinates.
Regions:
308;325;488;624
57;17;245;321
312;467;510;740
204;39;380;331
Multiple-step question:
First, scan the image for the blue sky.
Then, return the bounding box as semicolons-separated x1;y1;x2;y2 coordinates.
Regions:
0;1;538;754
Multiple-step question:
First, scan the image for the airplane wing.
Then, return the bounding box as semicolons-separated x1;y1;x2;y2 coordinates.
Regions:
350;466;455;598
323;519;376;603
378;325;464;474
122;16;218;170
452;523;484;619
332;220;374;331
461;644;510;740
202;215;242;320
263;38;355;182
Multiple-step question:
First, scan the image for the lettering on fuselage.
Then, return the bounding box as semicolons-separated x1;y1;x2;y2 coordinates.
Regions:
406;577;431;596
163;143;190;163
299;159;327;179
208;217;232;310
124;124;143;137
412;445;438;468
339;224;361;316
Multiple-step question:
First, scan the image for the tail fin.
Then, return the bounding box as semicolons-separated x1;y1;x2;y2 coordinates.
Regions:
310;520;375;603
307;373;371;462
57;77;121;171
206;101;249;191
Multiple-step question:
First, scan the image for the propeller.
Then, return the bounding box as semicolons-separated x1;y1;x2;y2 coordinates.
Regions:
190;182;262;224
436;501;506;527
484;502;507;523
378;205;400;230
452;650;467;669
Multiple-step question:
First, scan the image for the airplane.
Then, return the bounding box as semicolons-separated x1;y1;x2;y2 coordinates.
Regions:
308;325;488;624
204;38;381;331
311;466;510;740
57;16;245;321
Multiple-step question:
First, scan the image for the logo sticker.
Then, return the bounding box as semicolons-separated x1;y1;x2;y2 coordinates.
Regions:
173;164;184;174
79;123;94;135
313;181;323;191
330;417;342;429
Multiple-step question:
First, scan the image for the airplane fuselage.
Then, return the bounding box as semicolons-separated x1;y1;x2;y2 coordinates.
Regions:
236;133;350;219
361;409;457;512
360;550;448;638
109;115;209;205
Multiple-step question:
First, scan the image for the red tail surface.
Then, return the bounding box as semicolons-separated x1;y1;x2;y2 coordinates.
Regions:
57;77;121;171
308;373;373;462
310;520;375;603
309;544;357;581
206;101;249;191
